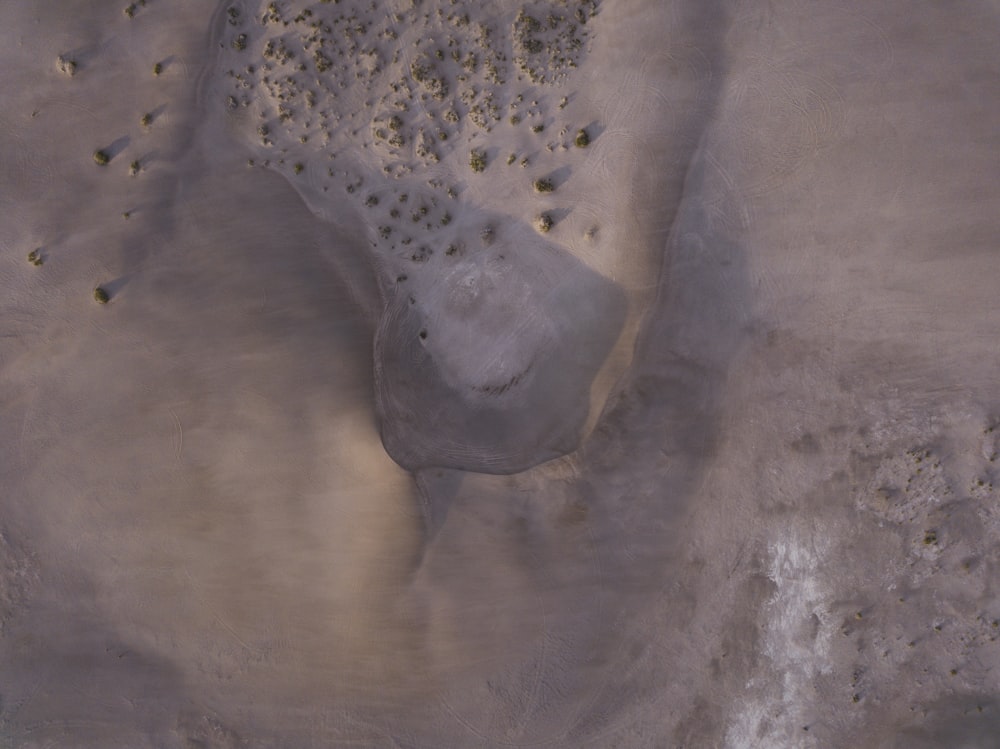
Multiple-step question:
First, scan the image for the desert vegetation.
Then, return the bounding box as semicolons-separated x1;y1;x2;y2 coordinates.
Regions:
215;0;605;293
511;4;598;84
469;149;487;172
56;55;77;76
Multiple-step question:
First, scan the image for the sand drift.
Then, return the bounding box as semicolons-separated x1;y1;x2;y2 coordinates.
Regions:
374;215;625;472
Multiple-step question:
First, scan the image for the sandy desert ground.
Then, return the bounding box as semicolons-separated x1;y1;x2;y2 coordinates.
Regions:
2;0;1000;747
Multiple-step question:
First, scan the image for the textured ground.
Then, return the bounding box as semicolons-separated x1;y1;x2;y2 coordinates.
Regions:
2;1;1000;747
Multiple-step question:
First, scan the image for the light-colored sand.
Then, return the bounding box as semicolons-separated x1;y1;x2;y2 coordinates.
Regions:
2;0;1000;747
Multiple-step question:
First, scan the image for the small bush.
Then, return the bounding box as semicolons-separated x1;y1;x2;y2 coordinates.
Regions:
313;50;333;73
533;177;554;193
57;55;77;76
140;112;153;128
469;149;487;173
409;62;429;83
93;286;110;304
535;213;553;233
531;123;544;133
129;160;140;176
293;162;304;174
575;128;590;147
152;62;163;76
27;249;43;266
93;149;110;166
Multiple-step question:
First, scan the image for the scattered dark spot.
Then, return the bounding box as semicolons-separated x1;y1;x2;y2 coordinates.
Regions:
791;433;820;453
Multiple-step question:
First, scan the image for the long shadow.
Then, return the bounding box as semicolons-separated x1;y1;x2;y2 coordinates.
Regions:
99;135;130;161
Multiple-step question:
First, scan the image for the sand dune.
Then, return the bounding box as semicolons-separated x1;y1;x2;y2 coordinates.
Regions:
2;0;1000;747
